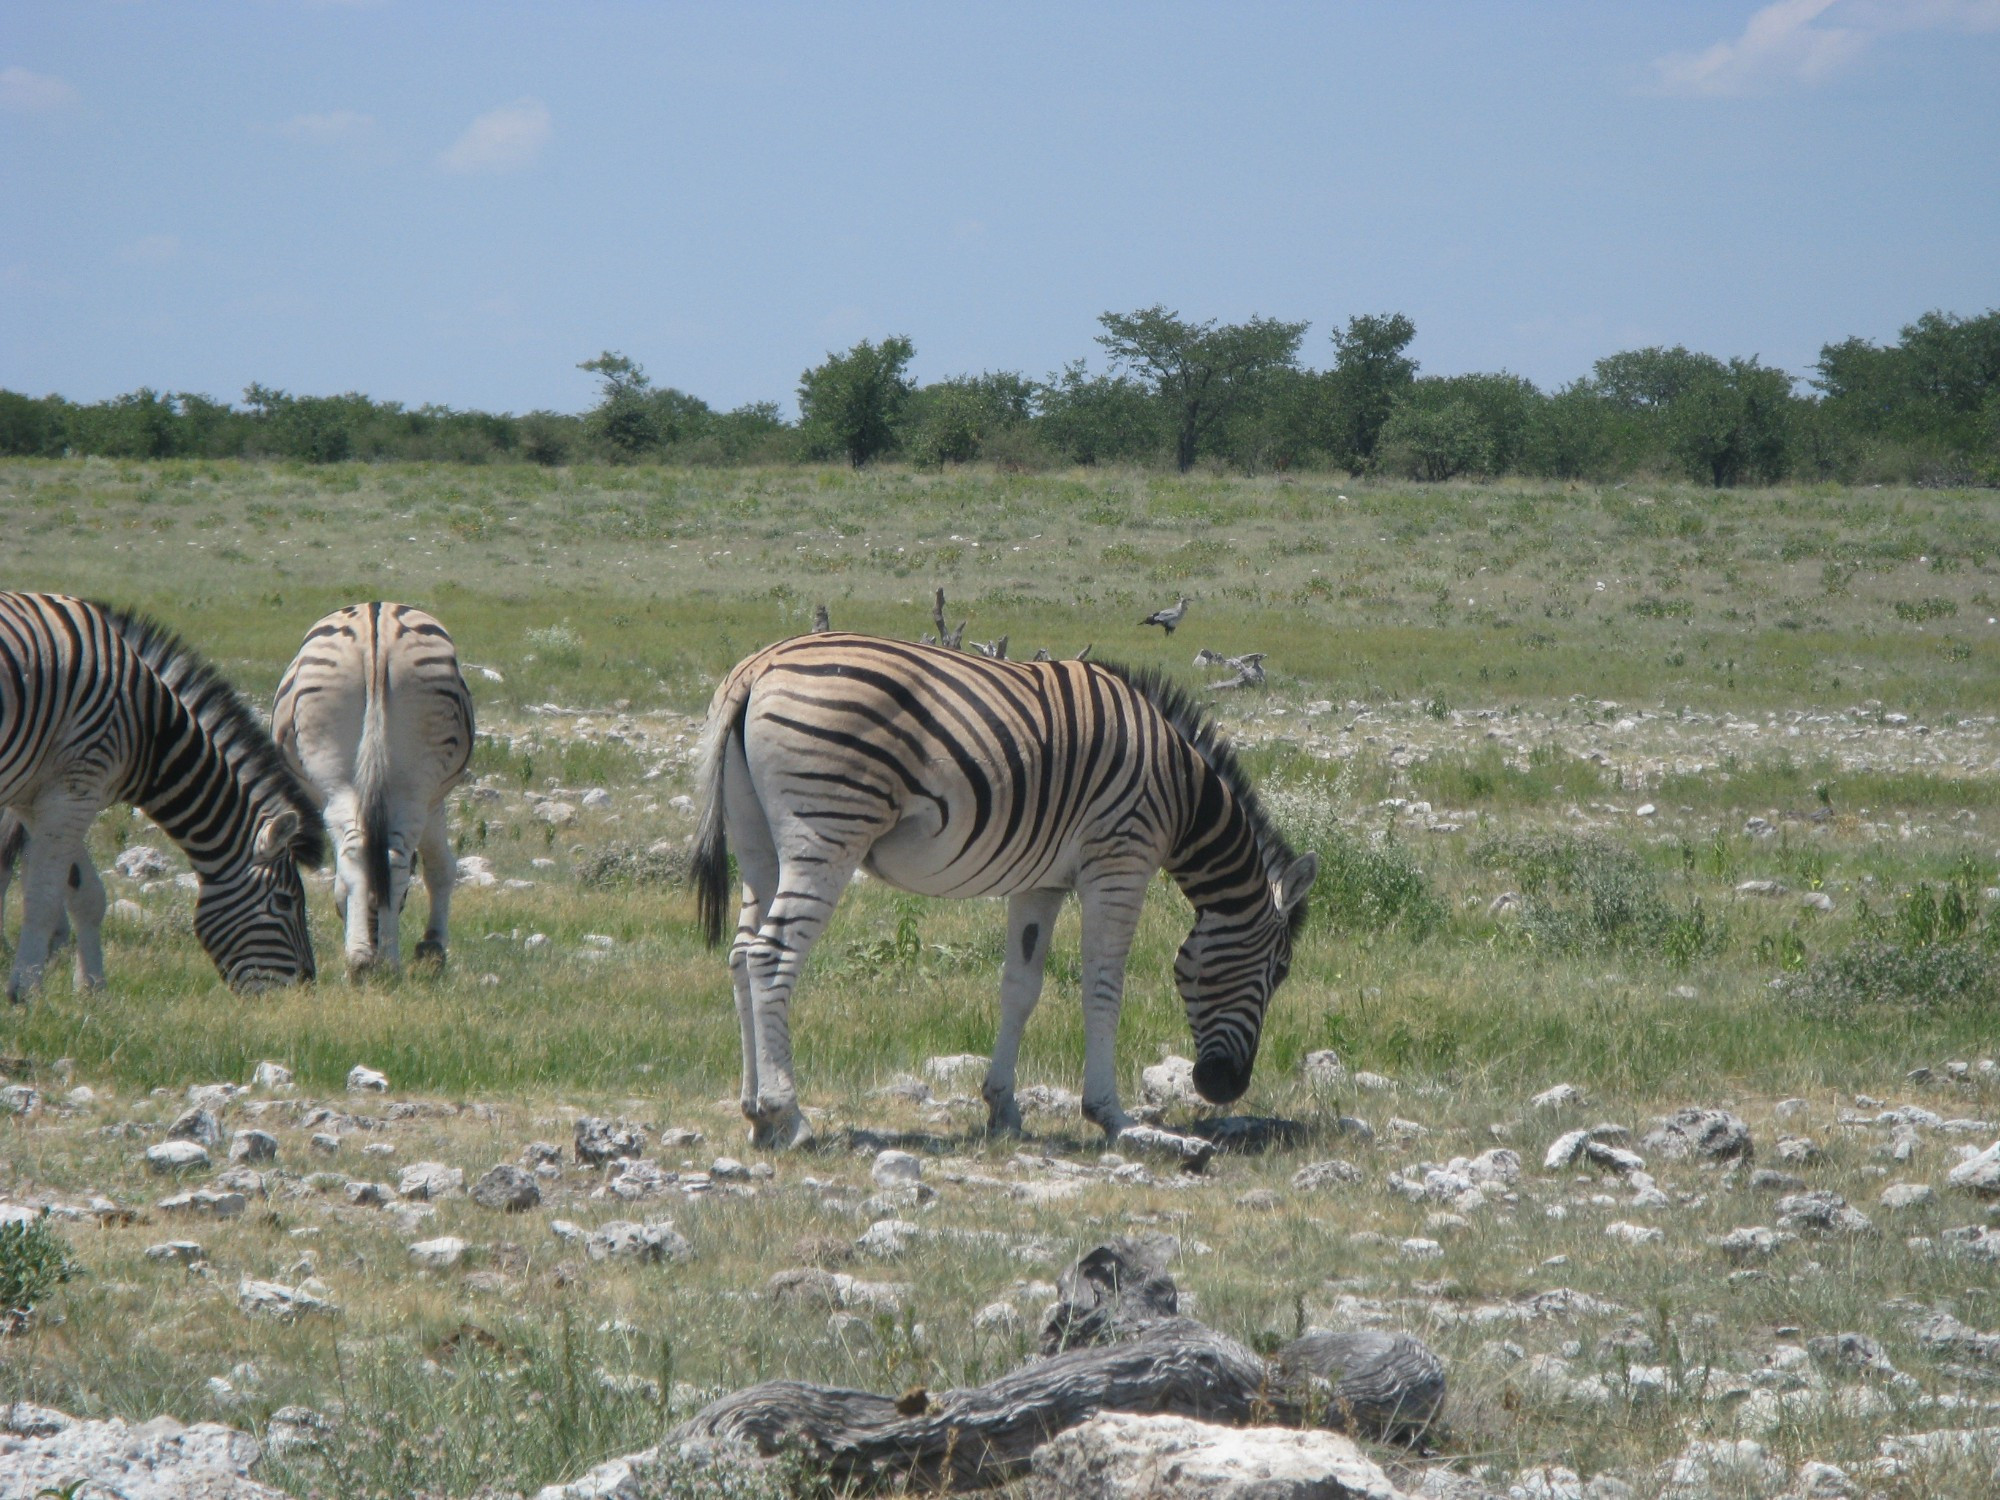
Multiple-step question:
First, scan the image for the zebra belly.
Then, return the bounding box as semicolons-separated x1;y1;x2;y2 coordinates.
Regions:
861;816;1078;899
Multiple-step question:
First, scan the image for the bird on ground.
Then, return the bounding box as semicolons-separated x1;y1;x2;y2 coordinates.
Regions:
1141;595;1190;635
810;604;831;633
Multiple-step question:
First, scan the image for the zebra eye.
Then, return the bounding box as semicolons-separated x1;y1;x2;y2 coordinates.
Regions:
270;889;297;914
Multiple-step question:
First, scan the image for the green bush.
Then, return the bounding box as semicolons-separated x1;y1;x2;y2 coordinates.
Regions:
1473;834;1721;965
0;1215;83;1317
1264;786;1444;939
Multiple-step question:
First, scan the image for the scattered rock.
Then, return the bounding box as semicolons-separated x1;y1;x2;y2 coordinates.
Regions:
1604;1221;1664;1246
1880;1182;1935;1211
1716;1226;1796;1264
923;1054;988;1090
1026;1411;1403;1500
345;1065;389;1093
870;1150;924;1187
1776;1191;1876;1236
1531;1083;1585;1110
471;1164;541;1212
398;1162;465;1201
143;1241;207;1265
0;1403;284;1499
1774;1135;1822;1166
1946;1140;2000;1197
114;845;173;880
532;800;577;827
1140;1055;1202;1109
1293;1159;1365;1191
408;1236;471;1269
0;1084;42;1116
1301;1050;1349;1090
145;1140;211;1173
237;1278;340;1322
1640;1107;1752;1163
158;1190;246;1220
166;1107;223;1148
229;1130;278;1164
574;1116;648;1166
344;1181;397;1207
585;1219;692;1264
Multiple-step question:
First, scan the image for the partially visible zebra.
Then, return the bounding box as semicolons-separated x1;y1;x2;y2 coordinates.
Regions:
0;592;322;999
694;632;1317;1149
272;602;475;976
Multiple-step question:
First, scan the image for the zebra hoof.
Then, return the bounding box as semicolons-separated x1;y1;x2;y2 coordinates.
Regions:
412;939;447;969
984;1102;1024;1138
747;1105;814;1151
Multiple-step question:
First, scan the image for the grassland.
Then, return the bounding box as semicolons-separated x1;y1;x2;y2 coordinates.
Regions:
3;458;2000;1498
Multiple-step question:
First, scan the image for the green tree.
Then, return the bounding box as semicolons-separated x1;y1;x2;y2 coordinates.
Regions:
1592;346;1724;411
1324;312;1418;468
797;336;916;466
1096;306;1306;472
578;352;660;461
1666;358;1796;486
1377;397;1489;481
0;391;68;456
1032;361;1162;465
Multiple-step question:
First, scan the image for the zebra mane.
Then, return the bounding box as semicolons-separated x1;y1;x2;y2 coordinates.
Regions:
97;603;326;869
1091;660;1304;931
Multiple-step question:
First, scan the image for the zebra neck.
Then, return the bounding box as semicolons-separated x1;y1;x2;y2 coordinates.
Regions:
1165;765;1267;915
129;677;260;878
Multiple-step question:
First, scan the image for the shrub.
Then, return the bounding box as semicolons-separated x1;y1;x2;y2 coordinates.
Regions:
1263;785;1444;939
0;1215;83;1319
1473;834;1721;965
1376;398;1489;481
573;840;692;889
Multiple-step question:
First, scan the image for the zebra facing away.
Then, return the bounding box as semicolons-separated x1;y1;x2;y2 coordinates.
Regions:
695;632;1317;1150
0;592;322;1000
272;603;475;976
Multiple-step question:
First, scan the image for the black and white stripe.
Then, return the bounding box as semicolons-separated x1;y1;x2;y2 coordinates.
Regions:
694;632;1316;1148
0;592;323;998
272;602;475;975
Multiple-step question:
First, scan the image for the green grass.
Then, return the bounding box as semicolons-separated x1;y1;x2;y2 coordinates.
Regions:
4;459;2000;1497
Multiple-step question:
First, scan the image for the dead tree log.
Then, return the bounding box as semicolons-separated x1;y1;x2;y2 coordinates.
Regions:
663;1239;1446;1492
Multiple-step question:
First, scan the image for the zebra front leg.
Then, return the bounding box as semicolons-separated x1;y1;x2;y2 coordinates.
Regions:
741;864;853;1150
66;856;108;992
983;888;1065;1136
412;811;454;968
1075;873;1148;1139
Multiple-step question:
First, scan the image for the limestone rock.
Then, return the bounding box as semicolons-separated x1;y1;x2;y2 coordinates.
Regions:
870;1149;924;1187
167;1106;224;1148
229;1130;278;1164
585;1219;692;1263
1531;1084;1584;1111
1301;1050;1349;1090
1293;1159;1365;1191
471;1163;541;1211
1026;1412;1404;1500
250;1060;293;1091
0;1404;284;1500
114;844;172;879
408;1236;470;1269
923;1053;988;1090
397;1161;465;1201
145;1140;211;1173
1141;1055;1202;1109
237;1278;339;1322
1946;1140;2000;1197
1640;1108;1752;1163
345;1065;389;1093
1775;1191;1876;1236
574;1116;648;1166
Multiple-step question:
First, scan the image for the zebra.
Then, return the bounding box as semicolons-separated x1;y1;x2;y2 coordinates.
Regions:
0;810;76;959
693;632;1317;1149
0;592;322;999
272;602;475;976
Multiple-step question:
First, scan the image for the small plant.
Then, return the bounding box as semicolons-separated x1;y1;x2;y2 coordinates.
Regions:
1;1216;83;1321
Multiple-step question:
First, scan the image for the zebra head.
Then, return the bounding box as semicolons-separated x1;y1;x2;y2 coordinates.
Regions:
1175;850;1317;1105
194;808;318;991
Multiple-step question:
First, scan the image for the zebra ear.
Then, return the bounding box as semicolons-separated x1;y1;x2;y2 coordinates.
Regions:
255;809;302;865
1277;852;1318;914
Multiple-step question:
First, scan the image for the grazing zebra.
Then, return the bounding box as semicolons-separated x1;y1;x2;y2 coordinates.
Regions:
0;592;322;999
694;632;1317;1149
272;603;475;976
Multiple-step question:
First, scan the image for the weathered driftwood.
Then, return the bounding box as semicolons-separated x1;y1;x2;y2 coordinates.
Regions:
664;1239;1446;1492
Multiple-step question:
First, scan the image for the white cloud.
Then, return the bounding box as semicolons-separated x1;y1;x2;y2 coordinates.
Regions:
0;65;80;113
278;109;376;145
119;233;180;264
438;98;550;173
1653;0;2000;95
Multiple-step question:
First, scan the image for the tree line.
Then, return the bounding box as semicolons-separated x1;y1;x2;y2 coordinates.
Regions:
3;306;1995;486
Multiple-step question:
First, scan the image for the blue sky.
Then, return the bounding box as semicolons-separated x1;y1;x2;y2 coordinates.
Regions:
3;1;1997;415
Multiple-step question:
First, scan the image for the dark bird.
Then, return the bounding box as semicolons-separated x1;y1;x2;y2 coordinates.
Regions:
1141;595;1190;635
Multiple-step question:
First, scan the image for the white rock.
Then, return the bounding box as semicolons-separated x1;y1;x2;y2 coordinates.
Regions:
408;1236;470;1269
237;1277;340;1321
1946;1139;2000;1197
229;1130;278;1164
870;1150;924;1187
250;1061;293;1091
1532;1083;1584;1110
0;1404;283;1499
581;788;612;810
1301;1050;1349;1090
145;1140;211;1173
456;855;498;888
923;1053;988;1089
114;845;172;880
144;1240;207;1265
533;800;577;827
1141;1054;1201;1108
398;1161;465;1201
857;1218;922;1259
0;1085;40;1116
1880;1182;1935;1210
158;1190;246;1220
1604;1221;1664;1246
345;1064;389;1093
585;1219;692;1263
1399;1237;1445;1260
1635;803;1657;818
973;1301;1023;1333
1026;1412;1403;1500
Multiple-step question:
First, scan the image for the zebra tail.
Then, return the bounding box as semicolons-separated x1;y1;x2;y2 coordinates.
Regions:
355;677;394;919
693;669;753;950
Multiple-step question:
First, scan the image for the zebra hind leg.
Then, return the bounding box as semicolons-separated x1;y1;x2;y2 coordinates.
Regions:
412;810;455;969
983;887;1066;1137
7;805;94;1003
741;855;858;1151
